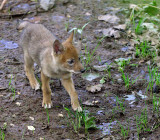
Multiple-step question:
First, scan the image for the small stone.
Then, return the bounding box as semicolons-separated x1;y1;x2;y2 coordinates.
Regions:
27;126;35;131
92;100;99;104
58;113;64;117
40;0;55;11
29;117;34;121
10;123;15;127
15;102;21;106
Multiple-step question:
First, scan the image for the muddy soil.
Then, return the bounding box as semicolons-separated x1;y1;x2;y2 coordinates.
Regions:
0;0;160;140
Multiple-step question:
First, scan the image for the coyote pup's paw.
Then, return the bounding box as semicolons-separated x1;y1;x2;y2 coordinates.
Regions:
72;102;82;112
73;106;82;112
42;99;52;109
30;80;40;91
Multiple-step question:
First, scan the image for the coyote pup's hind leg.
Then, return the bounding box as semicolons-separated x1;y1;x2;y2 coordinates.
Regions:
24;52;40;90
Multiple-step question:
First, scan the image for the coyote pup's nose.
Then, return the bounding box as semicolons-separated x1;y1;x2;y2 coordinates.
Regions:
80;69;85;73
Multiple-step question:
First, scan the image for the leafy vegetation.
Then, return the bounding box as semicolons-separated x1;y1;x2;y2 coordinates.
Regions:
65;107;97;134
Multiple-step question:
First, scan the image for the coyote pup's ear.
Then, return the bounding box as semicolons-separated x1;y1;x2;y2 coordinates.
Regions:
53;40;64;55
66;31;74;43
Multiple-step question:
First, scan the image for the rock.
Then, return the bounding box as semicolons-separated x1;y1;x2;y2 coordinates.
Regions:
93;65;108;72
27;126;35;131
102;28;120;38
82;73;100;81
51;15;65;23
40;0;55;11
82;100;94;106
98;14;120;24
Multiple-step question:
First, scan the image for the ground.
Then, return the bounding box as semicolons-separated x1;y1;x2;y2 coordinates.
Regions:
0;0;160;139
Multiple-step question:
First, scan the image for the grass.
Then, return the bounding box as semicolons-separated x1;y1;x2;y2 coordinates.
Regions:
46;108;50;126
0;129;5;140
118;121;130;139
135;41;156;59
115;96;125;113
8;74;16;100
81;36;106;70
65;107;97;134
121;69;139;90
115;57;131;71
0;123;7;140
136;107;151;138
69;22;89;40
146;66;160;94
153;95;160;115
100;63;112;84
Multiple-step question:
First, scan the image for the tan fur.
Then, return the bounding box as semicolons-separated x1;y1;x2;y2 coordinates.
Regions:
19;22;84;111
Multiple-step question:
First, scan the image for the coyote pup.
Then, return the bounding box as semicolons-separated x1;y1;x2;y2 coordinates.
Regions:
19;22;84;111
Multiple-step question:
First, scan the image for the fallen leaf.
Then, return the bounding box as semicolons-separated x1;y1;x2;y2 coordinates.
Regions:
98;14;120;24
86;84;103;93
102;28;120;38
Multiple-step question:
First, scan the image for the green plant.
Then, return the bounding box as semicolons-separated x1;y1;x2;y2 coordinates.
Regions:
65;107;97;134
135;41;156;59
115;96;125;113
0;129;5;140
46;108;50;125
153;95;160;114
147;66;157;93
135;18;146;35
0;123;7;140
69;22;89;40
136;107;151;137
121;70;130;89
81;36;106;70
100;63;112;84
121;69;139;89
115;58;131;71
118;121;130;139
64;22;69;32
8;75;16;100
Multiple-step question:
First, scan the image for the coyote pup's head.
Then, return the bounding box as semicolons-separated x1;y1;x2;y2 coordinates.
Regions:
53;32;85;74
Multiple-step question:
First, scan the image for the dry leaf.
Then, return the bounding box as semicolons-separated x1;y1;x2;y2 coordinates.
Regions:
86;84;103;93
98;14;120;24
102;28;120;38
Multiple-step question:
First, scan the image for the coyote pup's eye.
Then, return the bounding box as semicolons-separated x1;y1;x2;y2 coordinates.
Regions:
67;59;74;65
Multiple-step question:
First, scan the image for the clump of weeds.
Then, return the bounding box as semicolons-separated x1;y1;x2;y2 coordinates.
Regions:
136;107;151;138
117;121;130;139
8;74;16;100
135;41;156;59
64;107;97;134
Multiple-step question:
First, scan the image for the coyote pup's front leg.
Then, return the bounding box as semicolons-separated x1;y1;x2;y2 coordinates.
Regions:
61;77;82;112
41;71;52;108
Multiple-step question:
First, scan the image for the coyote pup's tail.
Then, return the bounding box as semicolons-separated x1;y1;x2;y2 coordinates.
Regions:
17;21;30;30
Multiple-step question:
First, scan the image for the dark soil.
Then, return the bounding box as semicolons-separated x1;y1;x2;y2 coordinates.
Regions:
0;0;160;139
